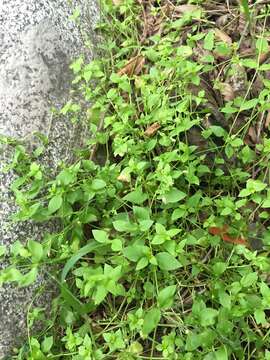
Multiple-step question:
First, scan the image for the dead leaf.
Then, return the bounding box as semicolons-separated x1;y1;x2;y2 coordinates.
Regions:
144;122;160;137
220;82;235;101
117;173;130;183
214;28;232;45
265;110;270;129
209;226;247;246
259;48;270;64
216;14;230;28
118;55;145;76
248;126;257;144
112;0;122;5
173;5;200;14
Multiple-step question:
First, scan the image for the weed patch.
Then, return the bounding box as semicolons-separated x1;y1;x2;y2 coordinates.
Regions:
2;0;270;359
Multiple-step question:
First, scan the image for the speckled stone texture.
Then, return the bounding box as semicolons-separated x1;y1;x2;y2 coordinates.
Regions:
0;0;98;357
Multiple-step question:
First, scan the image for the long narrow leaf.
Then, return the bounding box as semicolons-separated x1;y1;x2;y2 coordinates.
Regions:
61;242;105;282
240;0;250;21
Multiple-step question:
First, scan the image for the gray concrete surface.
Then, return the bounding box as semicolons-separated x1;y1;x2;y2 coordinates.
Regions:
0;0;98;357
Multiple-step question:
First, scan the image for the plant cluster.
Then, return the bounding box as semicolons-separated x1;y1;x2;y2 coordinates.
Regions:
2;0;270;359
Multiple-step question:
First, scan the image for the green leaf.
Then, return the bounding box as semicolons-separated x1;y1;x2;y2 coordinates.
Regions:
177;45;193;58
218;291;231;309
136;257;149;270
200;307;218;326
256;38;268;54
204;31;215;50
113;220;137;232
260;282;270;302
123;188;148;204
91;179;106;191
161;188;186;204
133;206;150;220
240;272;258;287
213;262;227;276
155;223;166;234
262;198;270;208
41;336;53;353
172;208;186;221
28;240;43;263
248;179;267;192
48;195;63;214
156;252;182;271
70;56;83;74
123;245;145;262
94;285;107;305
185;332;202;351
241;58;258;69
254;309;266;325
157;285;176;309
239;179;267;197
111;239;122;251
238;188;252;197
240;0;250;21
142;308;161;336
92;230;109;243
56;169;76;186
20;267;38;287
210;125;226;137
61;242;105;282
215;346;228;360
139;220;154;232
240;98;258;111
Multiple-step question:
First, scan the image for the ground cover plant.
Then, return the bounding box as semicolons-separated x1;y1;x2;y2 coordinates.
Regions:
2;0;270;359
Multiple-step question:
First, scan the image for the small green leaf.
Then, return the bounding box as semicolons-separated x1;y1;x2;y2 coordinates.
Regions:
41;336;53;353
204;31;215;50
213;262;227;276
28;240;43;263
177;45;193;58
133;206;150;220
240;0;250;21
156;252;182;271
240;272;258;287
139;220;154;232
113;220;137;232
210;125;226;137
172;208;186;221
136;257;149;270
70;56;84;74
91;179;106;191
124;188;148;204
92;230;109;243
142;308;161;336
161;188;186;204
200;307;218;326
61;242;105;282
254;309;266;325
238;188;252;197
111;239;122;251
185;332;202;351
241;58;258;69
215;346;228;360
123;245;145;262
262;199;270;208
218;291;231;309
158;285;176;309
256;38;268;54
240;98;258;111
48;195;63;214
20;267;38;287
